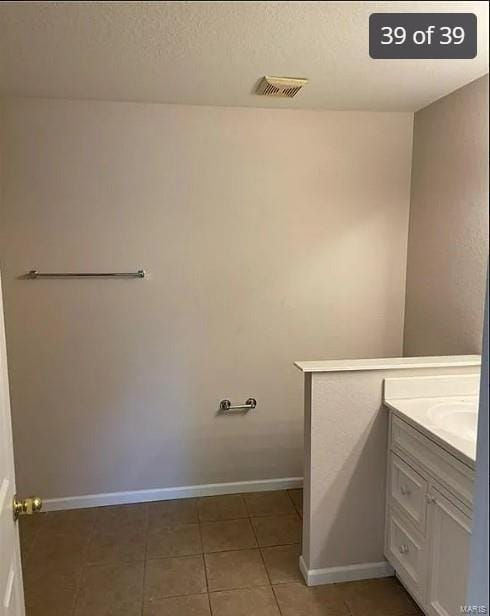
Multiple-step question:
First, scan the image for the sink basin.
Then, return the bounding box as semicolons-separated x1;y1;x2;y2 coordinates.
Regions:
428;401;478;442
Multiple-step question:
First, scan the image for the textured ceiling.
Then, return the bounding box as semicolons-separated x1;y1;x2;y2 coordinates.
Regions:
0;1;488;111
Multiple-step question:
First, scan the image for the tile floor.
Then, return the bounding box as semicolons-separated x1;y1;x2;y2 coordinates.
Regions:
20;489;422;615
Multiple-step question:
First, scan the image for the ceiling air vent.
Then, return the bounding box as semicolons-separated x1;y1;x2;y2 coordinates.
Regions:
256;76;308;98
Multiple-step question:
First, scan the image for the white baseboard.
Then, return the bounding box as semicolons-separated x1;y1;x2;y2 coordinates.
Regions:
299;555;394;586
42;477;303;511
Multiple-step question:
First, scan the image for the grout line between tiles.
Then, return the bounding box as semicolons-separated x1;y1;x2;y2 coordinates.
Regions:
287;489;303;518
206;591;213;615
285;489;296;509
197;516;213;615
140;503;150;616
248;508;285;616
70;507;98;616
270;584;286;616
241;492;252;518
250;520;271;584
344;598;355;616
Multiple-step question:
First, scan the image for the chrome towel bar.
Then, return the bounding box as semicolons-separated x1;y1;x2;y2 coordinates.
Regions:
26;270;145;279
219;398;257;413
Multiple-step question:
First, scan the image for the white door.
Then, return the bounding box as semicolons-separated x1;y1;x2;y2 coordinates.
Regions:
0;273;25;616
426;487;472;616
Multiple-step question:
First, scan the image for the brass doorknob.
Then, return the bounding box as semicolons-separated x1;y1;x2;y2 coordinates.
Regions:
13;495;43;521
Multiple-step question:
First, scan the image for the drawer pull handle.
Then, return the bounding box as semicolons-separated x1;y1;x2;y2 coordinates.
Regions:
400;485;411;496
398;544;409;555
426;494;436;505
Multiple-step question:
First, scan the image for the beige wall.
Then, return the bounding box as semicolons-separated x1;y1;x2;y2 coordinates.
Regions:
404;75;489;356
0;98;413;499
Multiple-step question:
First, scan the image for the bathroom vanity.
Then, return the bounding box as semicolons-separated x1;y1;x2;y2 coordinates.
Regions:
295;355;480;590
384;374;479;616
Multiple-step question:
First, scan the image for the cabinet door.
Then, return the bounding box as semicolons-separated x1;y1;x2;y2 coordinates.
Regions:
426;488;471;616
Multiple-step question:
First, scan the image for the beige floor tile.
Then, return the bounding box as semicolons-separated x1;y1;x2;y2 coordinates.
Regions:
22;499;425;616
205;548;269;591
74;561;144;616
147;524;202;559
251;515;301;547
143;593;211;616
273;582;350;616
148;499;198;527
261;544;303;584
42;507;97;534
288;490;303;516
95;503;148;532
86;527;147;564
244;491;296;517
19;514;45;560
23;561;82;616
198;494;247;522
210;586;281;616
337;577;421;616
201;519;257;553
26;528;91;568
144;555;207;600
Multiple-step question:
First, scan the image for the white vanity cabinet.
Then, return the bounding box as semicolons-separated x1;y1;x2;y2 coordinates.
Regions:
425;488;472;616
385;413;474;616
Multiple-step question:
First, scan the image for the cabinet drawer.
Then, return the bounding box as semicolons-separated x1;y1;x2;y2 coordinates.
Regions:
390;453;427;532
386;507;426;604
391;415;473;508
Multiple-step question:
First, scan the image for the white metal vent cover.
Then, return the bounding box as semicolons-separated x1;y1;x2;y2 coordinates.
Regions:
255;76;308;98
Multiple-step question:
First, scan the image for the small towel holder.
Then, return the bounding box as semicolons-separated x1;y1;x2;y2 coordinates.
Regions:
219;398;257;413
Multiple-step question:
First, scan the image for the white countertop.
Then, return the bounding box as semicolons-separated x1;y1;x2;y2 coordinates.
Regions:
385;396;478;468
294;355;481;374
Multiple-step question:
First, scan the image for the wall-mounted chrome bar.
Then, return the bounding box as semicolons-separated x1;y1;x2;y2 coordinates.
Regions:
219;398;257;413
26;270;145;279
